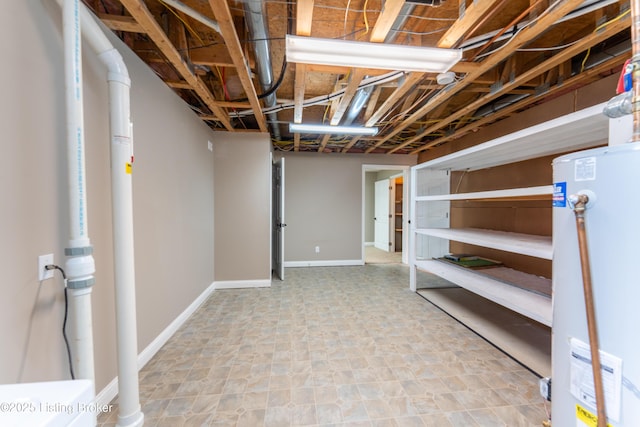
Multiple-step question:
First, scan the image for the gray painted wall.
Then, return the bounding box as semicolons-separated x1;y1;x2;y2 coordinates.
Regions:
1;2;218;393
276;153;416;263
213;133;271;282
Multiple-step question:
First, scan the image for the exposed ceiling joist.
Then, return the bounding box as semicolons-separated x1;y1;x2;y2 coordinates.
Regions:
207;0;268;132
389;9;630;153
88;0;629;154
118;0;233;130
438;0;507;48
410;53;628;156
366;0;592;153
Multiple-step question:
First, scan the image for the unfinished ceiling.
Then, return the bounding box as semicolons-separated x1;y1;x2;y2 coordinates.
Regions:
85;0;631;154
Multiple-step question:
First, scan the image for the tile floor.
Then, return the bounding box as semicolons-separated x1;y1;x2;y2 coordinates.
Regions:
98;265;549;426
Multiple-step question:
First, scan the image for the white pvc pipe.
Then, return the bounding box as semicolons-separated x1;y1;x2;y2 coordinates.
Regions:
78;6;144;427
62;0;96;398
58;1;144;426
160;0;221;34
63;0;89;248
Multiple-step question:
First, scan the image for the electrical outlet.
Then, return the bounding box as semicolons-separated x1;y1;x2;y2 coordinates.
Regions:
539;377;551;401
38;254;54;281
207;140;213;151
315;246;320;253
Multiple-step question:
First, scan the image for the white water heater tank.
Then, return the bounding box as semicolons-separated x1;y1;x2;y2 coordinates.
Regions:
552;142;640;426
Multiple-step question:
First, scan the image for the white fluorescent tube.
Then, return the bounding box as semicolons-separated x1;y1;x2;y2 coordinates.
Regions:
290;123;379;135
286;35;462;73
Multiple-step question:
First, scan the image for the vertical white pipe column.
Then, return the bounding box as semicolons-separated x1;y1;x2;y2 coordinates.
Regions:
62;0;97;388
77;5;144;427
105;58;144;427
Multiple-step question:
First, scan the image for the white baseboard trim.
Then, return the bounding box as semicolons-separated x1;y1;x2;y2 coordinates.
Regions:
214;279;271;289
364;242;374;247
95;281;216;407
284;260;364;268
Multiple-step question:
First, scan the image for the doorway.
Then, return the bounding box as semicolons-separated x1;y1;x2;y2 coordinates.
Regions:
362;165;410;264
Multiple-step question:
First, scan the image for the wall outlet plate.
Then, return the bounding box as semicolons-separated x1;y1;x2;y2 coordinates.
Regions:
539;377;551;401
38;254;54;281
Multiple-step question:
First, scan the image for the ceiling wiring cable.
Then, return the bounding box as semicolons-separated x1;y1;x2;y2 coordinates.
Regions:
362;0;370;35
44;264;75;380
471;0;592;60
517;40;581;52
158;0;205;45
229;71;405;117
580;8;631;72
343;0;353;40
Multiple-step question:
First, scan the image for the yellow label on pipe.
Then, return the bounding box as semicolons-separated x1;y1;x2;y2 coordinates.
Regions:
576;404;612;427
126;162;132;174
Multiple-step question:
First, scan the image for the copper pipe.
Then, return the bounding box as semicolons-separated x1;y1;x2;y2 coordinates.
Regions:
631;0;640;142
469;0;544;61
571;194;607;427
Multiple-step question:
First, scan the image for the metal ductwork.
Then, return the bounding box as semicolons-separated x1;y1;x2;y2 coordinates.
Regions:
475;93;530;118
243;0;280;139
343;81;374;126
341;3;418;126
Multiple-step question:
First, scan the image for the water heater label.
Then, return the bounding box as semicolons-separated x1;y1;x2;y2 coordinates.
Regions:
576;404;613;427
574;157;596;181
553;182;567;207
570;338;622;422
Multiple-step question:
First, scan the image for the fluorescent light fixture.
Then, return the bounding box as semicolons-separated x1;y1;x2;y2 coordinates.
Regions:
289;123;379;136
286;35;462;73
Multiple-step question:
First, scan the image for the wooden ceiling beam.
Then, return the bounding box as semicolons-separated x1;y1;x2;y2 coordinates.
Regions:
399;11;629;150
292;0;315;127
389;13;629;153
208;0;268;132
330;69;367;125
293;64;307;124
363;86;382;123
365;72;424;127
98;14;145;33
391;16;630;154
166;80;192;89
408;54;627;155
294;133;301;152
369;0;406;42
366;0;592;153
330;0;405;128
341;136;361;153
317;134;331;152
296;0;315;36
168;12;189;64
117;0;233;130
438;0;507;48
189;45;235;68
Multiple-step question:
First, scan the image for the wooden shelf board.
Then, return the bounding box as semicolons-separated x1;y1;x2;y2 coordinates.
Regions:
415;259;552;326
415;227;552;259
416;185;554;202
413;102;607;172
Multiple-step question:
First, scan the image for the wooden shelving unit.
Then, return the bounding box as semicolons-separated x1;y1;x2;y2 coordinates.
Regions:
409;102;610;327
416;228;552;260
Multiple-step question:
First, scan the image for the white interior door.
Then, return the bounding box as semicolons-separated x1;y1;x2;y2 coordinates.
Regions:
272;158;285;280
374;179;391;252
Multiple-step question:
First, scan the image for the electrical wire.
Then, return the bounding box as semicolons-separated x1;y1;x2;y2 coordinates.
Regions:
473;0;564;61
362;0;370;35
230;71;405;118
580;8;630;72
158;0;205;45
45;264;75;380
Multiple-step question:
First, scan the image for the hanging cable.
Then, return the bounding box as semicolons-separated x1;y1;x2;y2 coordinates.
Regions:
44;264;75;380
